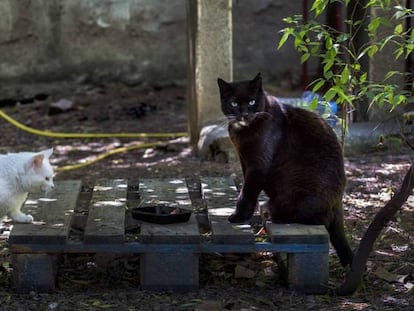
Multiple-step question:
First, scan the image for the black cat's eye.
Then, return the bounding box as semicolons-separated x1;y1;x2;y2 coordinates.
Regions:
248;100;256;106
231;102;238;108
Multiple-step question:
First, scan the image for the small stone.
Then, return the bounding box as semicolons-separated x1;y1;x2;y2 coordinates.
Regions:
48;99;74;115
197;124;234;162
48;302;59;310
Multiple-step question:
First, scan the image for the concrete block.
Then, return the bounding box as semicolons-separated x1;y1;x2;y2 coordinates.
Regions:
12;254;57;293
197;124;235;162
287;252;329;294
140;252;199;292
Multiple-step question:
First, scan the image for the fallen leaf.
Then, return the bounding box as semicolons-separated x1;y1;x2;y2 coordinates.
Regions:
374;266;399;283
235;265;255;279
195;300;222;311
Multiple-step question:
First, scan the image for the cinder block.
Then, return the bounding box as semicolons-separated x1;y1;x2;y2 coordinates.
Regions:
12;254;57;293
287;252;329;294
266;222;330;294
140;253;199;292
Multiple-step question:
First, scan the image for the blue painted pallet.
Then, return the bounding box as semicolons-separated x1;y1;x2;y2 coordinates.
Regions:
9;177;329;294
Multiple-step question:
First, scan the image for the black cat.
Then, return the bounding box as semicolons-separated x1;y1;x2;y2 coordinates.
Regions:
217;73;354;267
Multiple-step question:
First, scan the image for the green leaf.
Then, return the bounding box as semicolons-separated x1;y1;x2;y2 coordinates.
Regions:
278;28;293;49
367;45;378;58
368;17;390;34
294;36;304;49
379;35;394;51
283;16;294;24
394;5;407;20
359;72;367;83
312;80;325;93
334;86;352;105
309;98;319;110
394;23;403;35
323;60;334;74
310;0;330;16
300;53;310;63
311;44;320;54
384;71;398;81
325;37;333;50
368;17;382;33
324;88;337;102
324;70;333;80
340;65;349;85
394;47;404;60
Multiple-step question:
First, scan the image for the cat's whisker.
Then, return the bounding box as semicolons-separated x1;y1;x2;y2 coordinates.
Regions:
215;116;233;129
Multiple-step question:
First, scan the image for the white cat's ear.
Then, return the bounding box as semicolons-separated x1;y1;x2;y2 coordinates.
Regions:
31;153;45;169
43;148;53;159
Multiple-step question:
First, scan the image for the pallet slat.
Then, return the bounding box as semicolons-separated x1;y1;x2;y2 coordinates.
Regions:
9;241;327;254
139;178;200;244
266;223;329;245
138;178;192;207
138;178;200;291
201;176;237;216
83;179;127;244
201;177;255;244
9;180;81;244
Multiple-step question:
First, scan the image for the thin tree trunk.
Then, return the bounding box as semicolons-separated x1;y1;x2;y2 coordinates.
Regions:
336;163;414;295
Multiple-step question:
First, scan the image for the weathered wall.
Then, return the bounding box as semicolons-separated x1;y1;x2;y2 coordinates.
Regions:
0;0;303;88
233;0;301;83
0;0;187;85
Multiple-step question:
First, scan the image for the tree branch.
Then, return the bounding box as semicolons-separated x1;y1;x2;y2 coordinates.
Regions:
336;163;414;295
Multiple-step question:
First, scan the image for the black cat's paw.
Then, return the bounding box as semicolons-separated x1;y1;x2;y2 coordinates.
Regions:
228;213;248;223
228;211;253;224
229;200;256;223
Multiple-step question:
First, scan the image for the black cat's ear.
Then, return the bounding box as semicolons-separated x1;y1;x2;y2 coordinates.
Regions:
250;73;262;93
217;78;232;97
253;73;262;81
217;78;227;88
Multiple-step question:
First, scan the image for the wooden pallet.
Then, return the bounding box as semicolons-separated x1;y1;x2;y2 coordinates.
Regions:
9;177;329;294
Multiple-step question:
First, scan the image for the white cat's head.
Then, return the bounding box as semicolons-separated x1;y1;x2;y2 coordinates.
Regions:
22;148;55;193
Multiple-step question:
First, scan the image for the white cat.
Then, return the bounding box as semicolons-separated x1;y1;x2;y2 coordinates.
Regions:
0;148;54;223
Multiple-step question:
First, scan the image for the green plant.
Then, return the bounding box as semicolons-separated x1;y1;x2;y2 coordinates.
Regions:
277;0;414;296
278;0;414;132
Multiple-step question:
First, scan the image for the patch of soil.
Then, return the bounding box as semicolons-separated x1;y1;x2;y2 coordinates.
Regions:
0;82;413;310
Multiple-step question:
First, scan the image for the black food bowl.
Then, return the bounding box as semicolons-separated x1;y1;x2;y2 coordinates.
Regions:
131;205;192;224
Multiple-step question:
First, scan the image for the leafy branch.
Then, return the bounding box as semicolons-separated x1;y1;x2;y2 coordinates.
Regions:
278;0;414;295
278;0;414;114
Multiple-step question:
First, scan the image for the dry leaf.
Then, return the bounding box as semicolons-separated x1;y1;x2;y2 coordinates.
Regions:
404;282;414;291
195;300;222;311
374;266;399;283
234;264;255;279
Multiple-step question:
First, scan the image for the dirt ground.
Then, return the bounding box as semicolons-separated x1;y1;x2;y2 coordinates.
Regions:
0;82;413;310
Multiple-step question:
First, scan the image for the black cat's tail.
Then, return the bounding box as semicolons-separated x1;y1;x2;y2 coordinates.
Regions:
327;218;354;267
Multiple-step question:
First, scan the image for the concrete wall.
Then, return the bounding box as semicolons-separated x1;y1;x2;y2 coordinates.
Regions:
0;0;302;89
0;0;187;85
233;0;301;84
